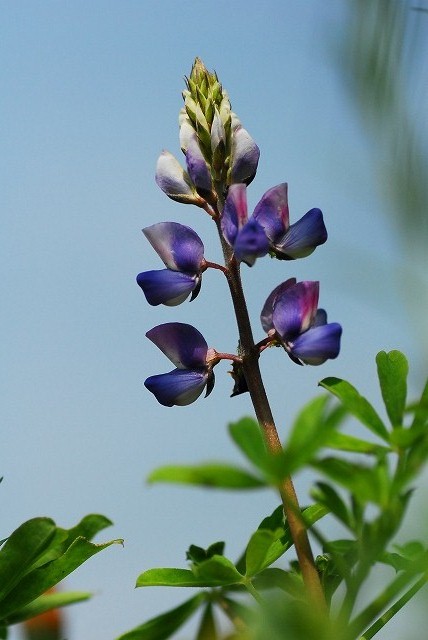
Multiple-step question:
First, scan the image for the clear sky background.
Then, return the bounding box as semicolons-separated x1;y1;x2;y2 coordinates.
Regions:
2;2;428;639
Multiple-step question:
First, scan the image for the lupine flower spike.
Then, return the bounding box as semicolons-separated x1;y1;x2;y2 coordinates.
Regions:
261;279;342;365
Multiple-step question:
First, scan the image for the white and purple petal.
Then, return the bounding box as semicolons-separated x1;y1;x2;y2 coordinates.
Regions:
253;183;289;242
143;222;204;273
260;278;297;333
185;138;212;194
233;219;269;266
221;183;248;246
289;323;342;365
230;125;260;186
155;151;197;205
144;368;208;406
137;270;199;306
272;281;319;339
146;322;208;369
273;208;327;260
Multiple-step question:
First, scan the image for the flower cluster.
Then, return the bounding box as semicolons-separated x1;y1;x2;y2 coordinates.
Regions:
138;59;342;407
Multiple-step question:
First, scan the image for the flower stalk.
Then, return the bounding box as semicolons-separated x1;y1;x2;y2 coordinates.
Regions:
214;215;327;613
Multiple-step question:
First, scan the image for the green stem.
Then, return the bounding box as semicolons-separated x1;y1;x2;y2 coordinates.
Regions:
215;218;326;613
359;574;427;640
245;580;264;604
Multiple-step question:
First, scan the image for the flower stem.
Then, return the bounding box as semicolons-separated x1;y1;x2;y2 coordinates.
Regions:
216;220;326;613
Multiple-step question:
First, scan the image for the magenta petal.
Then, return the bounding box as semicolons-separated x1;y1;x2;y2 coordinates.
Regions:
260;278;297;333
143;222;204;273
136;270;198;306
144;369;208;406
290;323;342;365
146;322;208;369
274;208;327;259
253;183;289;242
272;281;319;339
233;219;269;266
221;183;248;246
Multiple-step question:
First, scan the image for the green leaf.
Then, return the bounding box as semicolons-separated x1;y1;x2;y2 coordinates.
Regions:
411;378;428;430
253;567;304;597
312;457;390;506
376;351;408;427
193;556;243;586
30;514;114;569
228;417;267;471
196;603;218;640
324;431;389;455
311;482;351;528
245;529;281;577
253;504;328;570
319;377;389;441
147;463;265;490
138;556;243;589
287;396;331;455
115;594;205;640
0;518;56;601
137;568;205;588
0;536;122;620
4;591;92;625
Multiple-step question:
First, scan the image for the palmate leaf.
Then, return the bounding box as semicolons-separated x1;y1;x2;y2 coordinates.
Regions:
0;535;122;621
319;377;389;442
115;593;205;640
376;350;408;427
147;463;265;490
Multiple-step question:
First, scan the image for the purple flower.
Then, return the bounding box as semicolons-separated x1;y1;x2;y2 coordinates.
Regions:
221;184;269;266
261;279;342;365
253;183;327;260
230;115;260;186
137;222;204;306
144;323;215;406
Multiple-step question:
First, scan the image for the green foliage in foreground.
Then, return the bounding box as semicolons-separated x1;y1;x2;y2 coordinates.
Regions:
117;351;428;640
0;513;121;638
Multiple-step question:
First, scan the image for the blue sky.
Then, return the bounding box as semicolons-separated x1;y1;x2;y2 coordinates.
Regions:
2;2;427;639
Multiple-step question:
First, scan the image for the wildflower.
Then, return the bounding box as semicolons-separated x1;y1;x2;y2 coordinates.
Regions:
137;222;205;306
261;279;342;365
144;323;215;406
221;183;269;266
253;183;327;259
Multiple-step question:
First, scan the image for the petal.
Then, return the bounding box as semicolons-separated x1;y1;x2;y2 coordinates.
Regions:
144;369;208;406
230;124;260;186
260;278;297;333
179;111;195;151
143;222;204;272
185;138;212;194
233;219;269;266
136;270;198;306
289;323;342;365
146;322;208;369
221;183;248;246
273;208;327;260
272;281;319;339
211;107;226;154
155;151;198;205
253;183;289;242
